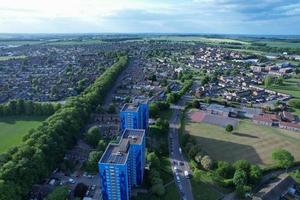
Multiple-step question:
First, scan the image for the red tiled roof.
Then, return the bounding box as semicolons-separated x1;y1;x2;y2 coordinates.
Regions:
253;114;279;123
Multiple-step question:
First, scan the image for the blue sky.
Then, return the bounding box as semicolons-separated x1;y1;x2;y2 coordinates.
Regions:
0;0;299;34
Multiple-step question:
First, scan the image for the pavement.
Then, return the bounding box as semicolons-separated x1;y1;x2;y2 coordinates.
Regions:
168;97;194;200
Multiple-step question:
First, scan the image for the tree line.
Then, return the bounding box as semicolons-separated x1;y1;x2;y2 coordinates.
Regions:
0;99;61;117
0;55;128;200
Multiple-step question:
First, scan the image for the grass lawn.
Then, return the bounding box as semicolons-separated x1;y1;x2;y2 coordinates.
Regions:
0;116;46;153
191;178;224;200
269;78;300;99
185;115;300;167
290;170;300;184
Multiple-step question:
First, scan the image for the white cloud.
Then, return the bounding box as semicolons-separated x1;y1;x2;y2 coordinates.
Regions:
0;0;299;34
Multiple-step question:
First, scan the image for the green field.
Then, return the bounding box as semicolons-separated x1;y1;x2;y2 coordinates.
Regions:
191;178;224;200
0;55;27;61
185;116;300;167
0;40;43;46
47;39;104;45
0;116;46;152
269;78;300;99
257;41;300;49
150;36;249;45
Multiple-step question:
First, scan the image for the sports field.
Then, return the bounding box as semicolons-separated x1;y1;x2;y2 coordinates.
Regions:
0;116;46;153
185;117;300;167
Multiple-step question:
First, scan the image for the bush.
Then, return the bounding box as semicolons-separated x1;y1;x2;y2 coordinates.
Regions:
225;124;233;133
194;152;203;164
201;155;213;170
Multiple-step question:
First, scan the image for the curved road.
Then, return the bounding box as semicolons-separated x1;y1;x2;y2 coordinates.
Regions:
169;97;194;200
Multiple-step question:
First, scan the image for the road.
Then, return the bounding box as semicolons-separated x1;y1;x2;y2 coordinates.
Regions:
103;56;140;108
169;97;194;200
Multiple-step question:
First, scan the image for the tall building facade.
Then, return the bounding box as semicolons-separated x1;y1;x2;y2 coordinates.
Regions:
98;129;146;200
120;102;149;133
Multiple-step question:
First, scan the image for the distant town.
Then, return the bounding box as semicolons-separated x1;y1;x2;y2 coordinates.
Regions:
0;34;300;200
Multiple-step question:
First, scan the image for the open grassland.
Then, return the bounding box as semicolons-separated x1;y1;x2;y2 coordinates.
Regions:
0;116;46;153
0;40;44;46
257;41;300;49
185;117;300;167
269;78;300;99
0;55;27;61
47;39;104;45
150;36;249;45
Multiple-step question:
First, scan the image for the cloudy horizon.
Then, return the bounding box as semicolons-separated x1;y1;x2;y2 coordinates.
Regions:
0;0;300;35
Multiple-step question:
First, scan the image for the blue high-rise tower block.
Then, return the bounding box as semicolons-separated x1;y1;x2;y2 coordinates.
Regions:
120;102;148;133
98;129;146;200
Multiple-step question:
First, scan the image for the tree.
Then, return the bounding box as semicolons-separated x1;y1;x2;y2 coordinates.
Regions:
233;160;251;173
149;103;159;118
188;145;201;159
107;103;116;114
74;183;88;198
272;149;294;170
192;100;200;109
96;105;104;113
216;161;234;179
86;151;103;172
233;169;247;186
85;126;101;147
225;124;233;133
45;186;69;200
147;152;160;169
0;55;128;200
166;93;176;103
149;74;157;82
249;165;262;184
201;155;213;170
275;77;284;86
151;183;165;196
201;75;210;86
235;184;251;198
264;75;273;88
97;140;106;151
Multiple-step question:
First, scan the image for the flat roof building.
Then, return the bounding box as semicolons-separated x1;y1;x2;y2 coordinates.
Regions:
99;129;146;200
120;101;149;133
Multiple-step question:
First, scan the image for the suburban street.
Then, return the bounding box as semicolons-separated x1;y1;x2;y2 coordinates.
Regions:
103;56;139;108
169;97;194;200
